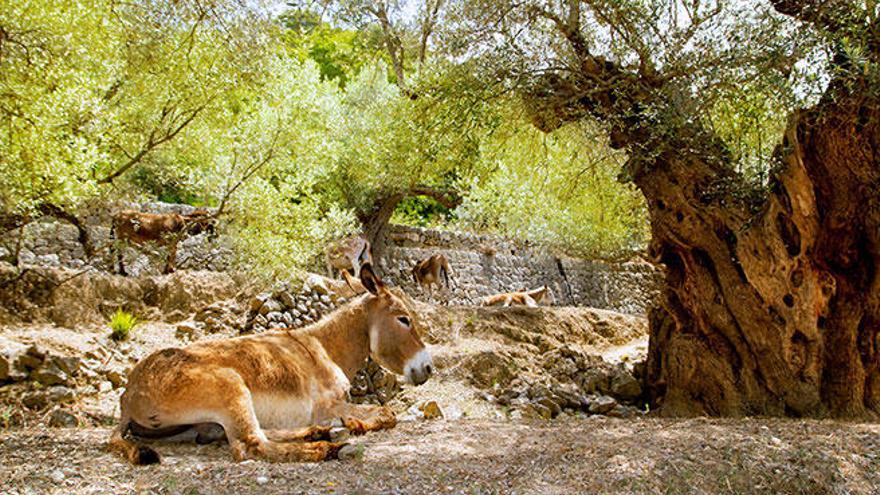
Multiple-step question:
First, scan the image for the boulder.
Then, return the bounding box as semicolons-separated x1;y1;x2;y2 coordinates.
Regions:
609;366;642;401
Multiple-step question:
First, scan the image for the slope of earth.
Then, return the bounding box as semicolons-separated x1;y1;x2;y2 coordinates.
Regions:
2;417;879;495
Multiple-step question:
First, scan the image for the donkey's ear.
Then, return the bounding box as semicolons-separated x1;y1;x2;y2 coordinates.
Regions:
357;240;371;266
359;262;383;295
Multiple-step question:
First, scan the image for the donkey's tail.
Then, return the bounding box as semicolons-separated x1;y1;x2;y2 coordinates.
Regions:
108;420;160;466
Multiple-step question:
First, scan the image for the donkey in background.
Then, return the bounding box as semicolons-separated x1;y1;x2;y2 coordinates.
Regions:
412;253;453;297
482;286;556;307
110;209;216;275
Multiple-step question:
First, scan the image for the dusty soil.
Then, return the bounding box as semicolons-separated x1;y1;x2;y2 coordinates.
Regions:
2;417;879;495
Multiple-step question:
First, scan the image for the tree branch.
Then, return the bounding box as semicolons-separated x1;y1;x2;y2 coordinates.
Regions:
96;101;208;184
408;185;462;209
770;0;866;37
371;2;407;89
418;0;443;66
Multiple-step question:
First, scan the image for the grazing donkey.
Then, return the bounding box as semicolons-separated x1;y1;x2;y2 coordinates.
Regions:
110;209;216;275
325;234;372;278
108;263;433;465
411;254;453;296
482;286;556;307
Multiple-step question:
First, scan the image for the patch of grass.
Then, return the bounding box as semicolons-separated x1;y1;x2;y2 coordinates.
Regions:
108;309;138;341
0;406;13;429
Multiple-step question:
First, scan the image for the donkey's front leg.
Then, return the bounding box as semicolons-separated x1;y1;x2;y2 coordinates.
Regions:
263;425;333;443
320;401;397;435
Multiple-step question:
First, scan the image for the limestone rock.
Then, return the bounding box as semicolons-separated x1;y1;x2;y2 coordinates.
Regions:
49;409;78;428
0;337;29;382
588;395;617;414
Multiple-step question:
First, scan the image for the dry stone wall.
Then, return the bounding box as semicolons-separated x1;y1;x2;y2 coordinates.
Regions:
381;226;660;315
1;203;659;314
0;202;231;275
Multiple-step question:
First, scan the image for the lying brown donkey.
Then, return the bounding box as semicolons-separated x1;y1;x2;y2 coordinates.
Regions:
481;286;556;307
108;263;432;464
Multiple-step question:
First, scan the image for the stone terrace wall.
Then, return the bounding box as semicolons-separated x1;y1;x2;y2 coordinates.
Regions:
0;202;231;276
0;205;660;315
381;226;660;315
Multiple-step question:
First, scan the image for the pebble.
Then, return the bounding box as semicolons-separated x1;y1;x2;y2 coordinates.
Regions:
256;476;269;485
49;469;65;483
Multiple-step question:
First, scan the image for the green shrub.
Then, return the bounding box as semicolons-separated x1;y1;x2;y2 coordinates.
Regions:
109;309;138;342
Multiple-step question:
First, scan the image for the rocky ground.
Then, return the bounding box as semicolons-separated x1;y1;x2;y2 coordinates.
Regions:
2;267;879;494
3;417;879;494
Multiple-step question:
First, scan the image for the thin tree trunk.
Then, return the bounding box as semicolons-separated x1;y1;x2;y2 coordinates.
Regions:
360;193;404;274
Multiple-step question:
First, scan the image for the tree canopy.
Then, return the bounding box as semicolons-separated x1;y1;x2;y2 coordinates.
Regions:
2;0;653;275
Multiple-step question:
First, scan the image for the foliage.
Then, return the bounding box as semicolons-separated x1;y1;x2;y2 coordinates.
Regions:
456;111;649;258
108;309;138;341
0;0;657;274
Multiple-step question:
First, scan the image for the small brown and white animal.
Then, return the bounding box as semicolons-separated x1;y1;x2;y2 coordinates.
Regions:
303;271;367;299
481;286;555;307
411;254;453;296
325;234;372;277
110;209;216;275
108;263;432;465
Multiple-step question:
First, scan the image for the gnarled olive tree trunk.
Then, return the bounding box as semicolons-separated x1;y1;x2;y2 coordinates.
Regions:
642;86;880;418
524;3;880;418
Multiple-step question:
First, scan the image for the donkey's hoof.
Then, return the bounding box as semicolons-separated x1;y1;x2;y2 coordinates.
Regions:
342;418;367;435
308;425;333;441
336;443;365;462
325;441;349;461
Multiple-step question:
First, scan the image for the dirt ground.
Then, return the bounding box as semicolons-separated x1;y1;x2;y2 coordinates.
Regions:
2;417;879;495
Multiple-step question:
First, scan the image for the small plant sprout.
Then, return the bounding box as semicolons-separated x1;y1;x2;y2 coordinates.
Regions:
109;309;138;342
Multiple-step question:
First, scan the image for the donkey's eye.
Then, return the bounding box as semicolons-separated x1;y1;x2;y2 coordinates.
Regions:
397;316;411;327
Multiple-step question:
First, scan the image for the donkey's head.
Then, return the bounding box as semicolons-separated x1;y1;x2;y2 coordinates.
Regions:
359;263;432;385
184;210;217;238
537;286;555;306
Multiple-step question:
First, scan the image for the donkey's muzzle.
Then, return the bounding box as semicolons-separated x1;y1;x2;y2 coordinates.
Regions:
405;349;433;386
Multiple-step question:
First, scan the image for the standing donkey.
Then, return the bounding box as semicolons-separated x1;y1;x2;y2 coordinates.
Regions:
110;209;216;275
108;262;432;464
325;234;372;278
411;253;453;297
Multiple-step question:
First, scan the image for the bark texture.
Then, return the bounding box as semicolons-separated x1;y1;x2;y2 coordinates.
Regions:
643;87;880;418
